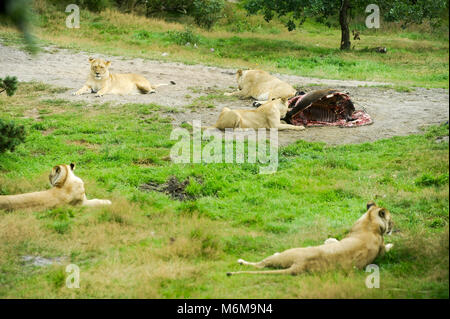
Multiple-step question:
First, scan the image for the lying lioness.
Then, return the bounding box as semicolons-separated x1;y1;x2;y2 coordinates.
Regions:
0;164;111;211
224;69;296;103
74;58;175;97
212;98;304;131
227;201;393;276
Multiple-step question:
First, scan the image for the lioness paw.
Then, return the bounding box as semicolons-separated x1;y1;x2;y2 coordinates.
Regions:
324;238;339;245
224;92;232;96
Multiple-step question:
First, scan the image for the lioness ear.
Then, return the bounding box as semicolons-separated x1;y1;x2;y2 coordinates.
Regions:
367;201;376;210
378;208;386;219
49;165;67;187
88;57;94;63
237;69;243;76
105;61;111;67
70;163;75;171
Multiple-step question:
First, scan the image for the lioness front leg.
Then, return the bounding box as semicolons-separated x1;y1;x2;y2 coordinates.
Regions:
73;85;91;96
224;90;243;97
82;198;112;207
95;88;108;97
276;123;305;131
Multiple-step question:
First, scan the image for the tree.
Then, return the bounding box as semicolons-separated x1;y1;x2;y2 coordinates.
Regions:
243;0;448;50
0;119;26;154
0;0;37;53
0;76;24;154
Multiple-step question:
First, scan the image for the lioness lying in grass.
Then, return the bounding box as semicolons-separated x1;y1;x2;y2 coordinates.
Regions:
211;98;304;131
227;201;394;276
0;164;111;211
74;58;175;97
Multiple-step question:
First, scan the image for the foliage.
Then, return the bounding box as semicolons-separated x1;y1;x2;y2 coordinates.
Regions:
191;0;225;30
0;0;37;53
167;25;201;45
380;0;449;28
144;0;194;15
76;0;112;12
0;118;26;153
0;76;18;97
144;0;224;29
243;0;448;49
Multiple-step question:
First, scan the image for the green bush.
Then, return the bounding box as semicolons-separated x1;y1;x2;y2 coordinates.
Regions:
0;76;18;96
167;25;201;45
191;0;224;29
144;0;194;15
0;119;26;153
74;0;112;12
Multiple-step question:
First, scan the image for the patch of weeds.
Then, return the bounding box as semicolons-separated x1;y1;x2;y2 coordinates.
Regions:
323;157;359;171
45;267;66;288
36;207;75;234
167;26;202;46
97;210;125;224
415;173;449;187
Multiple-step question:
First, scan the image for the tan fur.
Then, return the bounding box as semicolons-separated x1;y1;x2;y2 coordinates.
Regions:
211;98;304;131
227;201;394;276
0;164;112;211
224;69;296;102
74;58;173;97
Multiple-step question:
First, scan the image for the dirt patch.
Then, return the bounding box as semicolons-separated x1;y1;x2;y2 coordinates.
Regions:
66;139;100;151
140;176;201;201
21;255;68;267
23;108;41;121
1;43;448;146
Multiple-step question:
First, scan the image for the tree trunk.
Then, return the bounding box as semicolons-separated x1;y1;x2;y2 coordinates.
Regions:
339;0;351;50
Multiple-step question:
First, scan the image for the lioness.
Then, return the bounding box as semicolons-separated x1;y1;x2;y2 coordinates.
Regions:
224;69;296;103
0;164;112;211
74;58;175;97
227;201;394;276
212;98;304;131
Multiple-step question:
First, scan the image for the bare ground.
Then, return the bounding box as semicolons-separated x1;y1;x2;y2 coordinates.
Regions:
1;43;448;146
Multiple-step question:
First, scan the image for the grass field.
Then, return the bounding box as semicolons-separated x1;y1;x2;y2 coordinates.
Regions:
0;82;448;298
0;1;448;88
0;1;449;299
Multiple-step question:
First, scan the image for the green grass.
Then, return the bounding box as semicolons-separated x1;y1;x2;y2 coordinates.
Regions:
0;2;448;88
0;82;448;298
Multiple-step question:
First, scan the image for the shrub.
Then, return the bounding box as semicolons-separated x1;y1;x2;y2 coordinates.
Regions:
62;0;113;12
144;0;194;16
0;119;26;153
167;25;201;45
0;76;18;96
191;0;224;29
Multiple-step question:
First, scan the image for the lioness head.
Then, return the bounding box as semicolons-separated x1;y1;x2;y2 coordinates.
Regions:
49;163;77;188
366;201;394;235
276;97;289;118
88;58;111;80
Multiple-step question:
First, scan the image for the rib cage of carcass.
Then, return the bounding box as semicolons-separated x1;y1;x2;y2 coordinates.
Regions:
284;89;373;128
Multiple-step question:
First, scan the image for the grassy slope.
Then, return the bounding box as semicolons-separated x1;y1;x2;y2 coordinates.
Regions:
0;2;448;88
0;83;448;298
